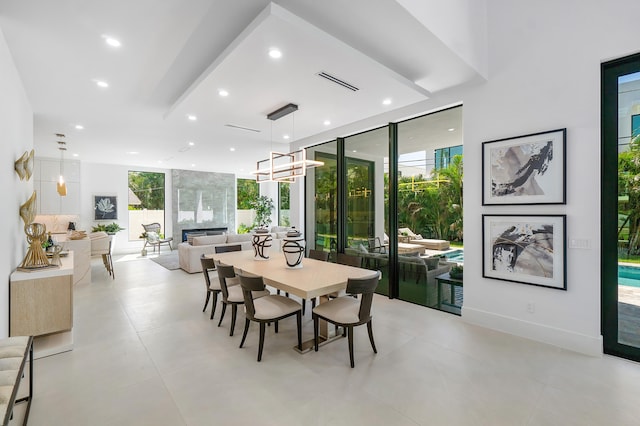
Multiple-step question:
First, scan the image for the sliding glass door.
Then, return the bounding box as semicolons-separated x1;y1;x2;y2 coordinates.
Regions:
304;107;463;310
602;52;640;362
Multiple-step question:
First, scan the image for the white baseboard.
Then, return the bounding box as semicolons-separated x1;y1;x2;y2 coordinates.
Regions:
462;306;603;357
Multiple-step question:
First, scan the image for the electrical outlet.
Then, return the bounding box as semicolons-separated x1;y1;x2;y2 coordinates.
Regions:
527;302;535;313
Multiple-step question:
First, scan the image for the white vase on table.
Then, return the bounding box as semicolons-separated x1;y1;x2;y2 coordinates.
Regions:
282;230;305;268
252;229;272;260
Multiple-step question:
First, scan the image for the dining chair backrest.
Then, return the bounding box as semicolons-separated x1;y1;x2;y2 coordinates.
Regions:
337;253;363;268
200;255;215;289
308;249;329;262
214;260;237;301
237;274;267;320
345;271;380;323
215;244;242;254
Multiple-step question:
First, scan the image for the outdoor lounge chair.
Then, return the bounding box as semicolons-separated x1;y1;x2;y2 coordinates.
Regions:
398;227;450;250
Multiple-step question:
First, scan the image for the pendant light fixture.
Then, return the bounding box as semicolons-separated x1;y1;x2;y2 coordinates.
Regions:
252;103;324;183
56;134;67;196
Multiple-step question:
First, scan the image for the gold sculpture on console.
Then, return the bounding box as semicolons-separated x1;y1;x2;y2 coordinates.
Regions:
18;191;52;270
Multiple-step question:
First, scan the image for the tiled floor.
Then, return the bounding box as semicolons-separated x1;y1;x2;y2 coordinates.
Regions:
24;252;640;425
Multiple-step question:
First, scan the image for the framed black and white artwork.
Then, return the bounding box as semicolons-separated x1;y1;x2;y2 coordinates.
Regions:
482;214;566;290
94;195;118;220
482;128;566;205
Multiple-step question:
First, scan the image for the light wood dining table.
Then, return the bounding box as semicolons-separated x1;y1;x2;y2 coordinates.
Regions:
208;250;378;352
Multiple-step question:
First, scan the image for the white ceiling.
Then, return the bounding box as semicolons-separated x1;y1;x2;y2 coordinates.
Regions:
0;0;480;175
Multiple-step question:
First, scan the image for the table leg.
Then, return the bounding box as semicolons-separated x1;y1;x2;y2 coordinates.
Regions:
295;294;339;354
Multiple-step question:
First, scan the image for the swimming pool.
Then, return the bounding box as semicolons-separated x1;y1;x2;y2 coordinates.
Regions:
618;265;640;288
444;249;464;263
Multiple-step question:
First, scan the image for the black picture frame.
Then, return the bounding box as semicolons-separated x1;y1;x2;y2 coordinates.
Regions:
94;195;117;220
482;128;566;205
482;214;567;290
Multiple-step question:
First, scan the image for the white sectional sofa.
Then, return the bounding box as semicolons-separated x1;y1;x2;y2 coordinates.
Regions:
178;232;288;273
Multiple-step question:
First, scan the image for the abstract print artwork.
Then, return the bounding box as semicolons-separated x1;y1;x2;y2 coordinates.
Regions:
94;195;118;220
482;129;566;205
482;215;566;290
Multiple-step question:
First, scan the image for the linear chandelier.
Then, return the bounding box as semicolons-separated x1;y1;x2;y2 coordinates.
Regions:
253;149;324;183
252;103;324;183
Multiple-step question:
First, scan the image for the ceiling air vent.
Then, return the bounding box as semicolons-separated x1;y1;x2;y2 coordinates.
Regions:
317;71;359;92
225;124;261;133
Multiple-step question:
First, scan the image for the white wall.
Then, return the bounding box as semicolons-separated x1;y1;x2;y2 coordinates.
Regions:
1;27;33;338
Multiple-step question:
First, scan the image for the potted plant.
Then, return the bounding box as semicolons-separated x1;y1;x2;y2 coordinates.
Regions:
92;222;125;235
450;265;463;279
250;195;275;231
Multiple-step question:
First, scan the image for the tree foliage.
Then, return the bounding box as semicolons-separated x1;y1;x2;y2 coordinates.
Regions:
395;154;463;241
237;179;259;210
618;134;640;253
128;171;165;210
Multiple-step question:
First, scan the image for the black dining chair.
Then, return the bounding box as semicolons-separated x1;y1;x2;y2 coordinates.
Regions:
214;244;242;254
238;274;302;362
313;271;380;367
215;260;269;336
200;254;221;320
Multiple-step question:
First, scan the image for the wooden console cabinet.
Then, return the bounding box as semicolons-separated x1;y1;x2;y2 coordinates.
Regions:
9;253;74;358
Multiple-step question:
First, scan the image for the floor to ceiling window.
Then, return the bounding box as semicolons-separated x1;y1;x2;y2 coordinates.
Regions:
396;107;463;309
304;106;463;311
306;141;338;258
127;171;166;241
344;127;390;296
602;52;640;362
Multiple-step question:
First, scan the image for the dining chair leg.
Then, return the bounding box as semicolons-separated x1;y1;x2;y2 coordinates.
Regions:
348;326;355;368
230;304;238;336
218;303;227;327
210;293;219;320
258;322;266;362
296;311;302;350
240;319;250;348
313;316;319;351
302;299;306;316
367;320;377;353
203;292;210;312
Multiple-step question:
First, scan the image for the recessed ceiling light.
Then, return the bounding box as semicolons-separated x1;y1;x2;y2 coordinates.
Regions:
323;120;331;126
269;48;282;59
352;150;357;153
448;128;455;132
75;124;84;130
104;36;121;47
188;141;195;146
191;164;196;168
283;134;290;140
382;98;392;105
95;80;109;88
187;115;197;121
127;151;139;155
230;147;235;152
72;153;79;157
218;89;229;97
